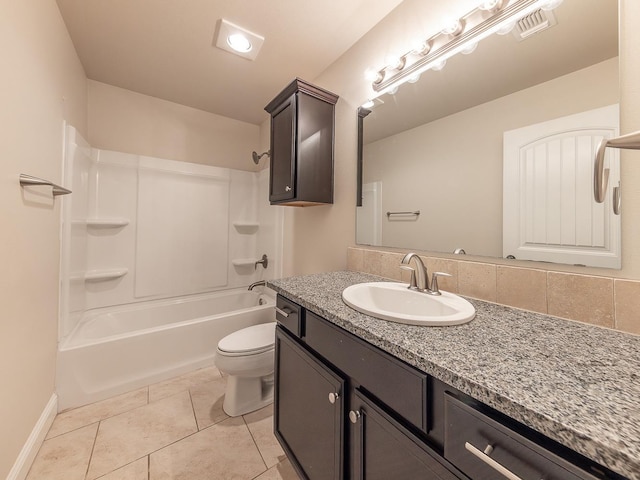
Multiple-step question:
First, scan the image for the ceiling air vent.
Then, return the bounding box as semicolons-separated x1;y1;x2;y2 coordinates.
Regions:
511;9;557;41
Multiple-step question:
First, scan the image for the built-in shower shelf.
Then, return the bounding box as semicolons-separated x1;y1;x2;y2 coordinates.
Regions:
72;218;130;228
85;218;130;228
232;258;258;268
83;268;129;282
232;221;260;234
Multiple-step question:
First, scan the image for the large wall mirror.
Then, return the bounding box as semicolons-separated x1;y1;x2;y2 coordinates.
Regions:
357;0;620;268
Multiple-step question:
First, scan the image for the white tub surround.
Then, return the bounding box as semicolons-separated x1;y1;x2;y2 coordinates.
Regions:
57;125;283;410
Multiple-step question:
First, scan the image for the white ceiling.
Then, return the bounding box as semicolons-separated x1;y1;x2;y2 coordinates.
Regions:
55;0;404;125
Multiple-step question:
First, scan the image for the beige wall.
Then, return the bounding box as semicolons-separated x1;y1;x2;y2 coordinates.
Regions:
364;58;618;257
88;81;261;171
0;0;87;477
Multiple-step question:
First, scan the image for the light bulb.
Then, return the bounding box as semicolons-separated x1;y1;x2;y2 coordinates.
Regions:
385;54;405;71
461;41;478;55
365;68;383;84
411;39;431;56
478;0;501;11
541;0;563;11
361;100;375;109
441;19;463;36
227;34;252;53
496;21;516;35
431;59;447;71
407;73;421;84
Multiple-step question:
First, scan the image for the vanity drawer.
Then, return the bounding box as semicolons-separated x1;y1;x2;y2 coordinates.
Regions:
444;395;598;480
305;311;427;431
276;295;302;337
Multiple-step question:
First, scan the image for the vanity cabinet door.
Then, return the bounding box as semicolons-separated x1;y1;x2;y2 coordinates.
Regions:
350;389;462;480
274;326;345;480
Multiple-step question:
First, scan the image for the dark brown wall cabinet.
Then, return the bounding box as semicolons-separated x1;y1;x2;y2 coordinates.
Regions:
264;78;338;206
274;294;625;480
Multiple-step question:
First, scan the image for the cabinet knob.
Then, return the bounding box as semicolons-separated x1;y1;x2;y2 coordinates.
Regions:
328;392;340;404
349;410;361;424
285;185;292;192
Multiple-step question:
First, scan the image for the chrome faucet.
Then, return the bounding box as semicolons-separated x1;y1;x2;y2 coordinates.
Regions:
400;253;452;296
248;280;266;291
400;253;428;291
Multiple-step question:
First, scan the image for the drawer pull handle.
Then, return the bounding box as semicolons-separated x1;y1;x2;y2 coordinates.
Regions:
275;306;291;318
465;442;523;480
328;392;340;404
349;410;361;424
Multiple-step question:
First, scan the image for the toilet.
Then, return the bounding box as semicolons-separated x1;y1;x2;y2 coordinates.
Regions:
215;322;277;417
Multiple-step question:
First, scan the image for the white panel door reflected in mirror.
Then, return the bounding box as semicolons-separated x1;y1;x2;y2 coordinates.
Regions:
503;104;620;268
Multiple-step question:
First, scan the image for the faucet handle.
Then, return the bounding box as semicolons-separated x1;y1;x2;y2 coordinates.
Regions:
429;272;452;295
400;265;417;290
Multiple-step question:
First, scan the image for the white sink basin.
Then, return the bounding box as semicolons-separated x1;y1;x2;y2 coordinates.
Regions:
342;282;475;326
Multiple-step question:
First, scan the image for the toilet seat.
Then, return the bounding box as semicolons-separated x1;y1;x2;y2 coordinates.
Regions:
217;322;276;357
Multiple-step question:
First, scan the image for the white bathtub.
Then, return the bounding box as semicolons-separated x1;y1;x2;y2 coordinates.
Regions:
56;288;276;411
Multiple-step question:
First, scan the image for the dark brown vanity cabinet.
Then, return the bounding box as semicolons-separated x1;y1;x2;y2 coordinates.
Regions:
264;78;338;206
274;301;457;480
274;294;621;480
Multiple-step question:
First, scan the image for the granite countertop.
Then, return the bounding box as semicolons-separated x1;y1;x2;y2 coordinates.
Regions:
268;271;640;480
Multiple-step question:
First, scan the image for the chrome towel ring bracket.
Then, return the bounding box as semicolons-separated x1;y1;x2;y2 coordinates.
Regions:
19;174;71;196
594;130;640;206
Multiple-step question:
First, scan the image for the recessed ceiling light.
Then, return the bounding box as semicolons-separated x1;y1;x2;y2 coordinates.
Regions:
227;33;252;53
214;19;264;61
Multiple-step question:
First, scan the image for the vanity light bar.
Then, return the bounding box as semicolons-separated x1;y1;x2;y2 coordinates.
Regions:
368;0;563;98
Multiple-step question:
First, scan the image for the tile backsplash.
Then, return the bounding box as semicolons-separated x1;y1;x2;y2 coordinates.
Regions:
347;247;640;335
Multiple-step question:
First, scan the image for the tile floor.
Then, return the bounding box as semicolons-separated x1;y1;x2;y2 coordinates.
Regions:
26;366;298;480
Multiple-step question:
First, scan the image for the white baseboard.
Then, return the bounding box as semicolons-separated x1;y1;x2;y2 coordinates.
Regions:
6;393;58;480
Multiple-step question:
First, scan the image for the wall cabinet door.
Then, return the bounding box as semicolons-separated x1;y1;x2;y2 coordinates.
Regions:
350;389;462;480
269;94;296;202
274;326;345;480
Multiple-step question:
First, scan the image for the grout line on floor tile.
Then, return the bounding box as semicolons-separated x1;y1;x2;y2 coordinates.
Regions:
83;421;101;480
46;420;101;441
187;387;201;431
143;419;216;459
242;414;269;471
91;456;149;480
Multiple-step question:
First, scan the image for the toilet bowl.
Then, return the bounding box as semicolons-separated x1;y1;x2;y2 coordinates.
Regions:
215;322;277;417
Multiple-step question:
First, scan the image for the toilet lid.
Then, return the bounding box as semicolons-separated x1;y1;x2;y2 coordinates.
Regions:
218;322;276;354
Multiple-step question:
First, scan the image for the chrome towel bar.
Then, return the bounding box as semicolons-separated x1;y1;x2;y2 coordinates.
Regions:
386;210;420;217
594;130;640;203
19;174;71;196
